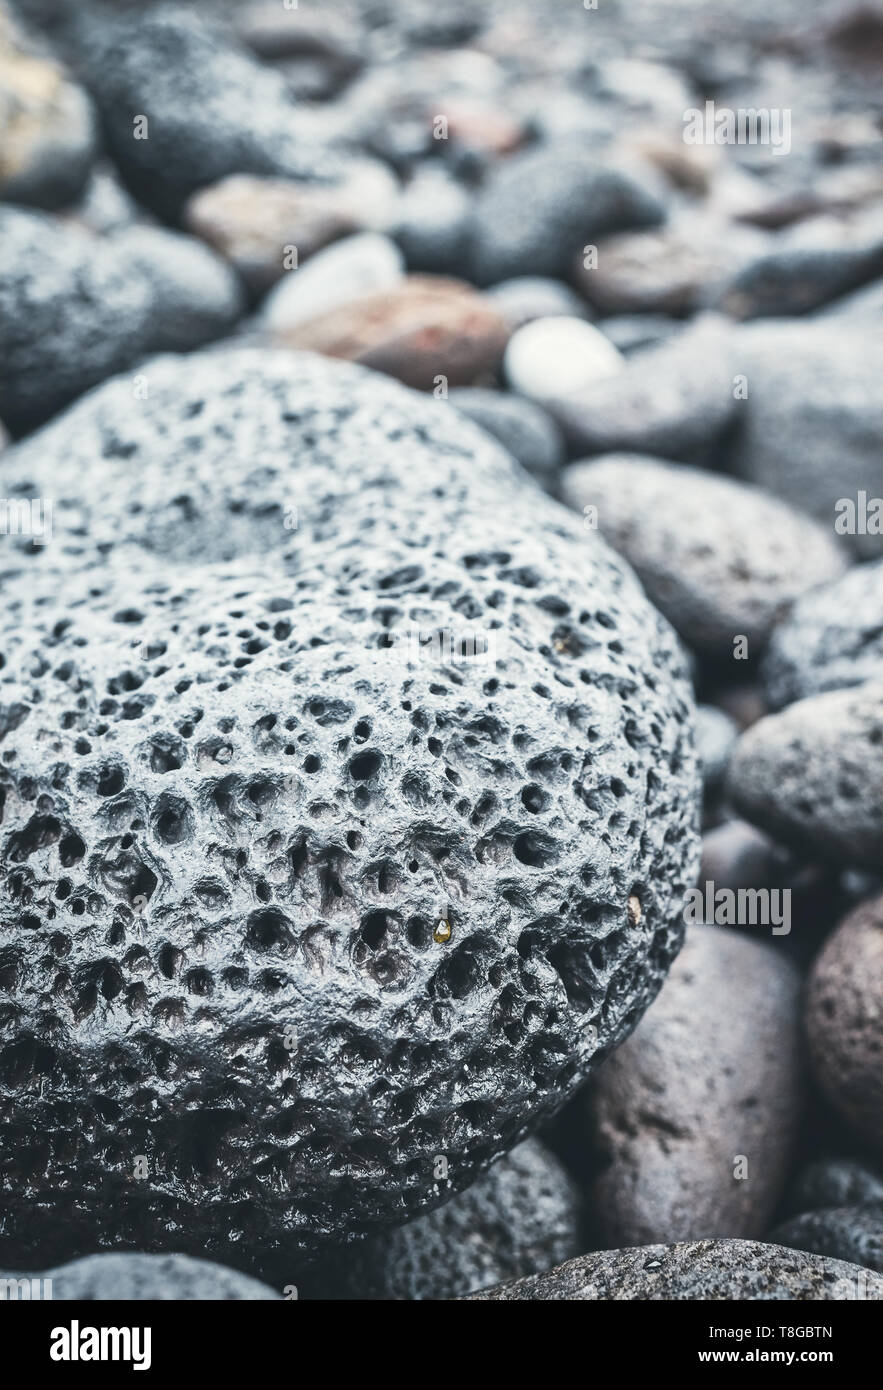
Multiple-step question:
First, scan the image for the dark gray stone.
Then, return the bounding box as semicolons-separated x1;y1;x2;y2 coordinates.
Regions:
0;208;244;433
467;1239;883;1299
579;927;802;1246
771;1206;883;1273
0;348;700;1266
448;388;565;487
391;170;472;276
468;142;666;287
806;894;883;1153
71;5;341;218
314;1138;581;1300
785;1160;883;1216
727;685;883;868
548;319;737;463
1;1254;278;1300
763;560;883;709
728;320;883;557
560;454;847;658
485;276;593;334
695;705;738;793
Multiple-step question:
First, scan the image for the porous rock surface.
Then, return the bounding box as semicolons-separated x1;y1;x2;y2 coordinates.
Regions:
312;1137;581;1300
0;1253;279;1300
466;1239;883;1300
771;1206;883;1274
763;560;883;708
0;348;699;1265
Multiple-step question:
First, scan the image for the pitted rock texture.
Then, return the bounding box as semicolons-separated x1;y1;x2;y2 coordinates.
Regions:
0;348;699;1265
466;1239;883;1300
771;1206;883;1273
806;895;883;1153
1;1253;278;1300
560;454;848;658
727;685;883;868
0;207;243;434
578;927;802;1247
763;560;883;709
70;5;341;218
312;1138;581;1300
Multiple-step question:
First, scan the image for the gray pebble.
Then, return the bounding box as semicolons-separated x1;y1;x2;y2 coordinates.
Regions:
448;388;565;487
0;1253;278;1300
785;1159;883;1215
771;1206;883;1273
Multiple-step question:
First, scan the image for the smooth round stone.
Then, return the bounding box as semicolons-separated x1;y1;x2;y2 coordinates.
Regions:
763;560;883;709
0;14;96;209
599;314;684;355
235;2;365;81
485;277;593;333
728;320;883;557
468;142;667;287
260;231;405;334
312;1139;581;1300
548;317;737;463
699;820;782;895
560;454;848;658
0;347;699;1265
467;1240;883;1300
785;1160;883;1215
504;317;624;404
72;6;340;218
709;208;883;319
185;162;398;294
727;685;883;868
275;275;510;391
806;894;883;1152
0;1254;278;1300
448;388;565;487
580;926;802;1246
574;217;762;317
771;1206;883;1273
390;169;472;275
0;207;243;434
695;705;739;793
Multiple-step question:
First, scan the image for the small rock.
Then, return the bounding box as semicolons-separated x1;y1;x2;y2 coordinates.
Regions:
485;276;593;333
391;168;472;275
700;820;785;895
771;1206;883;1273
65;163;146;235
235;2;365;82
314;1139;581;1300
548;317;736;463
184;162;399;295
785;1160;883;1215
0;12;96;208
560;454;847;658
709;209;883;319
598;314;684;355
276;275;510;391
0;207;243;433
819;277;883;320
448;388;565;487
580;927;802;1246
0;1253;278;1300
728;685;883;868
763;560;883;709
504;317;624;405
73;5;340;218
574;216;763;317
468;142;666;286
260;231;404;334
806;894;883;1152
695;705;739;794
467;1239;883;1300
728;320;883;557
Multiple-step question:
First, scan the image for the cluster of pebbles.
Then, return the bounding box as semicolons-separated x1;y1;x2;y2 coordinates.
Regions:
0;0;881;1300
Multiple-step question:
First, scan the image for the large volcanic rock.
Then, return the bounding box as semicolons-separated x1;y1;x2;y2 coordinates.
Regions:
0;348;699;1268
